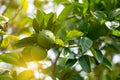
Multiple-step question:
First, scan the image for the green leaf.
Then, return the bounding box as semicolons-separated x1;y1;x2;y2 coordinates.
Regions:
0;75;12;80
58;28;67;41
44;12;56;30
105;21;119;30
108;8;120;20
67;30;83;40
0;15;9;26
91;11;107;20
1;36;11;48
79;55;91;73
60;48;75;59
112;30;120;37
54;5;73;34
0;53;19;64
102;57;112;71
0;53;27;67
79;20;89;34
57;5;72;23
82;0;88;14
56;39;65;47
14;37;36;48
36;9;44;29
32;19;41;32
17;70;35;80
66;59;77;68
79;37;93;53
91;48;103;63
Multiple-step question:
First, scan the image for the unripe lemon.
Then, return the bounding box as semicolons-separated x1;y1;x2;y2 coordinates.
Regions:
21;46;33;62
31;45;47;61
37;30;55;49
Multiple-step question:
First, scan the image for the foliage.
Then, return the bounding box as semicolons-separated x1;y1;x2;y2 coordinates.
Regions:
0;0;120;80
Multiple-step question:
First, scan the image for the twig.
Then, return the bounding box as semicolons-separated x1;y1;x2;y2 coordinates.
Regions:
2;0;12;15
52;48;63;76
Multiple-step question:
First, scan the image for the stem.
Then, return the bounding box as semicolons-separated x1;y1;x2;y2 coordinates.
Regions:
52;48;63;76
2;0;12;15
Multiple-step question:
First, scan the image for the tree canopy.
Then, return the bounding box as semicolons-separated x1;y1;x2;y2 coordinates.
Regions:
0;0;120;80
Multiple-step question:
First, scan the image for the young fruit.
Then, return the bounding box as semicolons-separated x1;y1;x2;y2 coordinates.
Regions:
31;45;47;61
21;46;33;62
37;30;55;49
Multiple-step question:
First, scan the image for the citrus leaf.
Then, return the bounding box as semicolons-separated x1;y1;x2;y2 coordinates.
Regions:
0;75;12;80
112;30;120;37
60;48;75;59
0;53;27;67
56;39;65;47
54;5;73;34
108;8;120;20
36;9;44;29
17;70;34;80
79;55;91;73
82;0;88;14
91;11;107;20
57;5;72;23
1;36;11;48
66;59;77;68
102;57;112;71
79;37;93;53
32;19;41;32
67;30;83;40
105;21;119;30
91;48;103;63
14;37;36;48
0;53;19;65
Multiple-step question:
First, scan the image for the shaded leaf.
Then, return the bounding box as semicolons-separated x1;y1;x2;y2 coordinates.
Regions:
60;48;75;59
44;12;56;30
79;37;93;52
66;59;77;68
91;48;103;63
108;8;120;20
36;9;44;29
14;37;36;48
79;55;91;73
32;19;41;32
91;11;107;20
102;57;112;71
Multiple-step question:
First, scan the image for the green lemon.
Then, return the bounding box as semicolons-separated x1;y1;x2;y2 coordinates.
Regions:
21;46;33;62
37;30;55;49
31;45;47;61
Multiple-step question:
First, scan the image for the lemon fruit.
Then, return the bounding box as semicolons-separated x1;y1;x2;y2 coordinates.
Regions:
21;46;33;62
37;30;55;49
31;45;47;61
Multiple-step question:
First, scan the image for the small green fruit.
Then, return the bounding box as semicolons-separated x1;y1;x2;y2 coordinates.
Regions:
21;46;33;62
31;45;47;61
37;30;55;49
